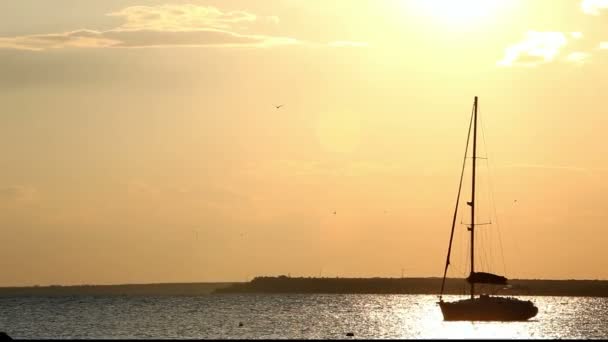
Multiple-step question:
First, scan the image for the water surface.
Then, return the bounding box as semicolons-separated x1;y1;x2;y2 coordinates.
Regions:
1;295;606;339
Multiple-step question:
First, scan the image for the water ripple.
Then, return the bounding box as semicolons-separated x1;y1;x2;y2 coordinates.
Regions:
0;295;607;339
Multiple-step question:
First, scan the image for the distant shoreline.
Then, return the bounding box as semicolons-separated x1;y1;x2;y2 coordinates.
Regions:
213;277;608;297
0;282;233;297
1;277;608;297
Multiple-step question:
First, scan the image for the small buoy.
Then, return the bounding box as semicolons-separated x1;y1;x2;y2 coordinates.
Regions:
238;322;244;327
346;332;354;337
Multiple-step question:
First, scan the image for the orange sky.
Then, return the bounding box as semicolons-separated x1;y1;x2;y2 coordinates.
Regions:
1;0;608;286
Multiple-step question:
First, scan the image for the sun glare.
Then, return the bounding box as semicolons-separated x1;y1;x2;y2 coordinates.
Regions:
407;0;510;29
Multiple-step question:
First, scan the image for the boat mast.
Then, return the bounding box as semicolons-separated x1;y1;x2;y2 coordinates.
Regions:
439;103;474;300
470;96;478;300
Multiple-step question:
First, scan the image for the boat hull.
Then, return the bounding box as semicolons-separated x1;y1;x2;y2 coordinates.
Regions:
439;296;538;321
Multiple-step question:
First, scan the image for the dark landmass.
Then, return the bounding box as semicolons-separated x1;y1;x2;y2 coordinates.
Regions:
214;276;608;297
2;277;608;297
0;283;233;297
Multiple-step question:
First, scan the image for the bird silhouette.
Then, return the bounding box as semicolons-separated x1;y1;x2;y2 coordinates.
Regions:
274;104;284;109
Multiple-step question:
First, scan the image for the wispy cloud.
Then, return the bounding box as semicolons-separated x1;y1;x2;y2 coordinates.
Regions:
581;0;608;15
109;4;261;31
570;32;584;39
498;31;568;67
0;30;119;51
565;51;591;65
498;31;597;67
0;4;301;51
3;29;303;51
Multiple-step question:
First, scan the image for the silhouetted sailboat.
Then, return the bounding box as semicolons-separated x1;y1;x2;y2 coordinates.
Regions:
438;96;538;321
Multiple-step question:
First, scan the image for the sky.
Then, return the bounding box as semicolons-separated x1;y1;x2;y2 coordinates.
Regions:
1;0;608;286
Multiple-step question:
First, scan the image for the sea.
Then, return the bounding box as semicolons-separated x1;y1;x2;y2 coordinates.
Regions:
1;294;607;339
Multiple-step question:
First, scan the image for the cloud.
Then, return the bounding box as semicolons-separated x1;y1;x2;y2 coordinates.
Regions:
499;30;605;67
0;4;368;51
0;4;300;51
600;42;608;49
565;51;591;65
105;29;299;48
498;31;568;67
570;32;584;39
581;0;608;15
108;4;265;31
0;29;302;51
0;30;120;51
109;29;263;47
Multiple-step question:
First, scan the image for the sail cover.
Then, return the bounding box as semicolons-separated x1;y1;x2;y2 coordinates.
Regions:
467;272;508;285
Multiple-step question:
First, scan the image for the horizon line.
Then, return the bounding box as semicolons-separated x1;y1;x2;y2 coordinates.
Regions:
4;276;608;289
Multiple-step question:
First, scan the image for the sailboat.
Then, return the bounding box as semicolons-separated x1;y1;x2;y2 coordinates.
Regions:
438;96;538;321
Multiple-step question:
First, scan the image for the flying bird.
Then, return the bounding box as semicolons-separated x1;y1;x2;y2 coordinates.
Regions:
274;104;284;109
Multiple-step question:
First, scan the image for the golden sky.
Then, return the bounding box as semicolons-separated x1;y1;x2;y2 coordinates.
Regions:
1;0;608;286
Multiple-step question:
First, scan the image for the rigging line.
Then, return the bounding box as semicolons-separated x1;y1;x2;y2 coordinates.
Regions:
475;120;490;274
440;102;474;299
479;111;508;277
487;223;495;273
488;182;496;271
480;224;486;272
480;164;494;273
467;232;472;275
450;239;465;276
481;115;494;271
461;225;468;276
480;222;489;272
486;224;493;272
483;159;497;272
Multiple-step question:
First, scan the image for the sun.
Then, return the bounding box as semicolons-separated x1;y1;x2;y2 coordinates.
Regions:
405;0;510;29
